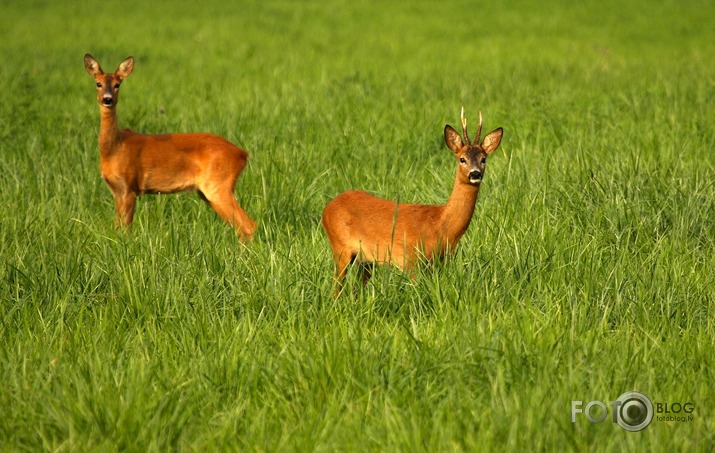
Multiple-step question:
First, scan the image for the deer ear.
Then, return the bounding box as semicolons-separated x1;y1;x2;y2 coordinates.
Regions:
444;125;463;154
482;127;503;154
116;57;134;79
84;54;102;76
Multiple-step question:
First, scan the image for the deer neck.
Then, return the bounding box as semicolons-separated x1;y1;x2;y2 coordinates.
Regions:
440;172;481;243
98;106;121;156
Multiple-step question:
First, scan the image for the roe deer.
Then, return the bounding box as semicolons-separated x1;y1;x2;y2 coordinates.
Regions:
84;54;256;240
321;108;503;295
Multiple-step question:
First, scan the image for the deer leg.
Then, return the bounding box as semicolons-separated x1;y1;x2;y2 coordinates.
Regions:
204;191;256;241
332;251;355;298
227;200;256;240
113;192;136;227
358;263;374;285
199;169;256;241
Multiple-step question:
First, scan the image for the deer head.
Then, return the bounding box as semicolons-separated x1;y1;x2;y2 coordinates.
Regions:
84;54;134;109
444;108;503;185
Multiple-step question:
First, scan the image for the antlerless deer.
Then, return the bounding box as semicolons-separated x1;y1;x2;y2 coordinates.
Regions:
84;54;256;241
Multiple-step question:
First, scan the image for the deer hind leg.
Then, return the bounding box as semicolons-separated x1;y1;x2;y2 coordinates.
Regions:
331;250;356;298
112;190;136;227
358;263;374;285
199;155;256;241
210;196;256;241
199;184;256;241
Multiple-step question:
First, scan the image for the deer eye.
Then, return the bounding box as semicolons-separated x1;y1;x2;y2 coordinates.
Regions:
114;83;121;89
459;157;467;164
96;82;102;88
481;157;486;165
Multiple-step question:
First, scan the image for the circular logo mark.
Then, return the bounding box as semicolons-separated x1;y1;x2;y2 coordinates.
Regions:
614;392;653;432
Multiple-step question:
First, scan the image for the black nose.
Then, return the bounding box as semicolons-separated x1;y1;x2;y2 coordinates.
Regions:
102;97;114;106
469;170;482;181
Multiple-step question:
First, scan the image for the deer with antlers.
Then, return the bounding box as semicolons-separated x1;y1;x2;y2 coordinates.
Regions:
84;54;256;240
321;108;503;295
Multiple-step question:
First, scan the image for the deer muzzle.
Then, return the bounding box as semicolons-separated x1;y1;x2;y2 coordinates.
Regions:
468;170;483;184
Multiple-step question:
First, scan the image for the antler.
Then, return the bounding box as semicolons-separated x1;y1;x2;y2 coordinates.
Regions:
475;111;483;145
461;108;484;145
460;106;471;145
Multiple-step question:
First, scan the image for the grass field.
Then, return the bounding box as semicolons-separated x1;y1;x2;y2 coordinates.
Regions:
1;0;714;451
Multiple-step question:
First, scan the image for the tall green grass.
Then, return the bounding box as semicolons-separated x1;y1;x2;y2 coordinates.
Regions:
1;0;714;451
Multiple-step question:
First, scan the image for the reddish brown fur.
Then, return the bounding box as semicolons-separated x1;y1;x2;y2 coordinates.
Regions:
321;112;503;295
84;54;255;240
